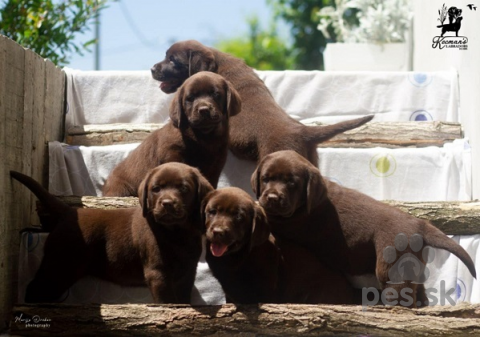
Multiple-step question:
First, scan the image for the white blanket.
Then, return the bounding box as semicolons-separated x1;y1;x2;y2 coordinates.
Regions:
64;69;459;129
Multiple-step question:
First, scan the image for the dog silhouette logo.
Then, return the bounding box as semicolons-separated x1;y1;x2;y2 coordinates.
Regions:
383;233;435;284
432;4;469;50
437;5;463;36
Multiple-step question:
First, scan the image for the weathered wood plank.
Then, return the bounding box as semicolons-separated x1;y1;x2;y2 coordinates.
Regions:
0;35;26;332
0;34;8;333
9;303;480;336
23;50;46;227
316;120;463;148
387;200;480;236
44;59;65;146
66;123;162;145
38;197;480;235
65;121;463;148
0;35;66;331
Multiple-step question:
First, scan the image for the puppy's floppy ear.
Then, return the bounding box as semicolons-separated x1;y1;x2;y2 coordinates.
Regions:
200;190;215;229
306;166;328;214
224;80;241;117
189;49;217;75
250;203;271;249
193;168;214;207
169;85;187;128
138;169;154;218
251;163;262;200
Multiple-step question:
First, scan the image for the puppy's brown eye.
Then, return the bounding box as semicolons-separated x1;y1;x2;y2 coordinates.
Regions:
261;177;269;184
152;185;161;193
235;214;244;221
287;180;295;187
207;209;217;217
185;95;194;102
212;91;219;98
180;185;189;193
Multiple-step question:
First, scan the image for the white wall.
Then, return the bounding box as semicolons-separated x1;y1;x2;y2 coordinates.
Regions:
413;0;480;199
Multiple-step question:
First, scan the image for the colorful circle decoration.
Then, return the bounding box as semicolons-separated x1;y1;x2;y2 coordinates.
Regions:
408;73;433;87
370;154;397;177
410;110;433;121
456;278;466;303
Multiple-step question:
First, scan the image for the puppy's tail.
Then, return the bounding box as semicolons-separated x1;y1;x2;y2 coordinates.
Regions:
303;115;374;144
423;223;477;279
10;171;70;218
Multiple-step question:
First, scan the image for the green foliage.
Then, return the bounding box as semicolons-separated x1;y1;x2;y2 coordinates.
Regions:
215;16;294;70
0;0;112;65
268;0;331;70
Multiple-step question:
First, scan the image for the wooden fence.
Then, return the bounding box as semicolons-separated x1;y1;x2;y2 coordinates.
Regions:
0;35;65;331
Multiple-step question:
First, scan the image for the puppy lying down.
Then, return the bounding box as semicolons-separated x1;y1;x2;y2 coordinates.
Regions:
252;150;477;307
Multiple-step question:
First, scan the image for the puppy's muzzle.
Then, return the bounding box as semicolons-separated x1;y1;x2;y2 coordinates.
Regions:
207;225;236;257
260;191;292;217
154;197;186;222
261;192;285;209
191;106;222;131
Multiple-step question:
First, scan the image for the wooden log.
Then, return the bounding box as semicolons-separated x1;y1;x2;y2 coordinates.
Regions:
66;123;161;146
316;120;463;148
386;200;480;235
66;121;463;148
35;197;480;235
9;303;480;336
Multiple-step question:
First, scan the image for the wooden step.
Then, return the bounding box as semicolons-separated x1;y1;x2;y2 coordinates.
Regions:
66;121;463;148
10;303;480;336
37;197;480;235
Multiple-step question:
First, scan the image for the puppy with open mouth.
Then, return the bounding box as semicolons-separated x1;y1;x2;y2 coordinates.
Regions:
151;39;373;166
203;187;355;304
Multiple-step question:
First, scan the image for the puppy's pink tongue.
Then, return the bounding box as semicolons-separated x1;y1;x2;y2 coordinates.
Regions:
210;243;228;257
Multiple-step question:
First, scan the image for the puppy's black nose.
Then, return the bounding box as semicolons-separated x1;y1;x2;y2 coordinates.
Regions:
212;227;226;239
266;193;279;202
161;199;175;209
198;107;210;116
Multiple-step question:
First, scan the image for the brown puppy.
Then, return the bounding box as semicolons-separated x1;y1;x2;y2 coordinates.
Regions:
103;71;240;196
151;40;373;166
252;150;477;307
203;187;355;304
11;162;213;303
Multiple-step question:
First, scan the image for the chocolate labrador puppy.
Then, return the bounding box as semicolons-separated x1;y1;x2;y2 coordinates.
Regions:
151;40;373;166
103;71;240;196
252;150;477;307
203;187;355;304
11;162;213;303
